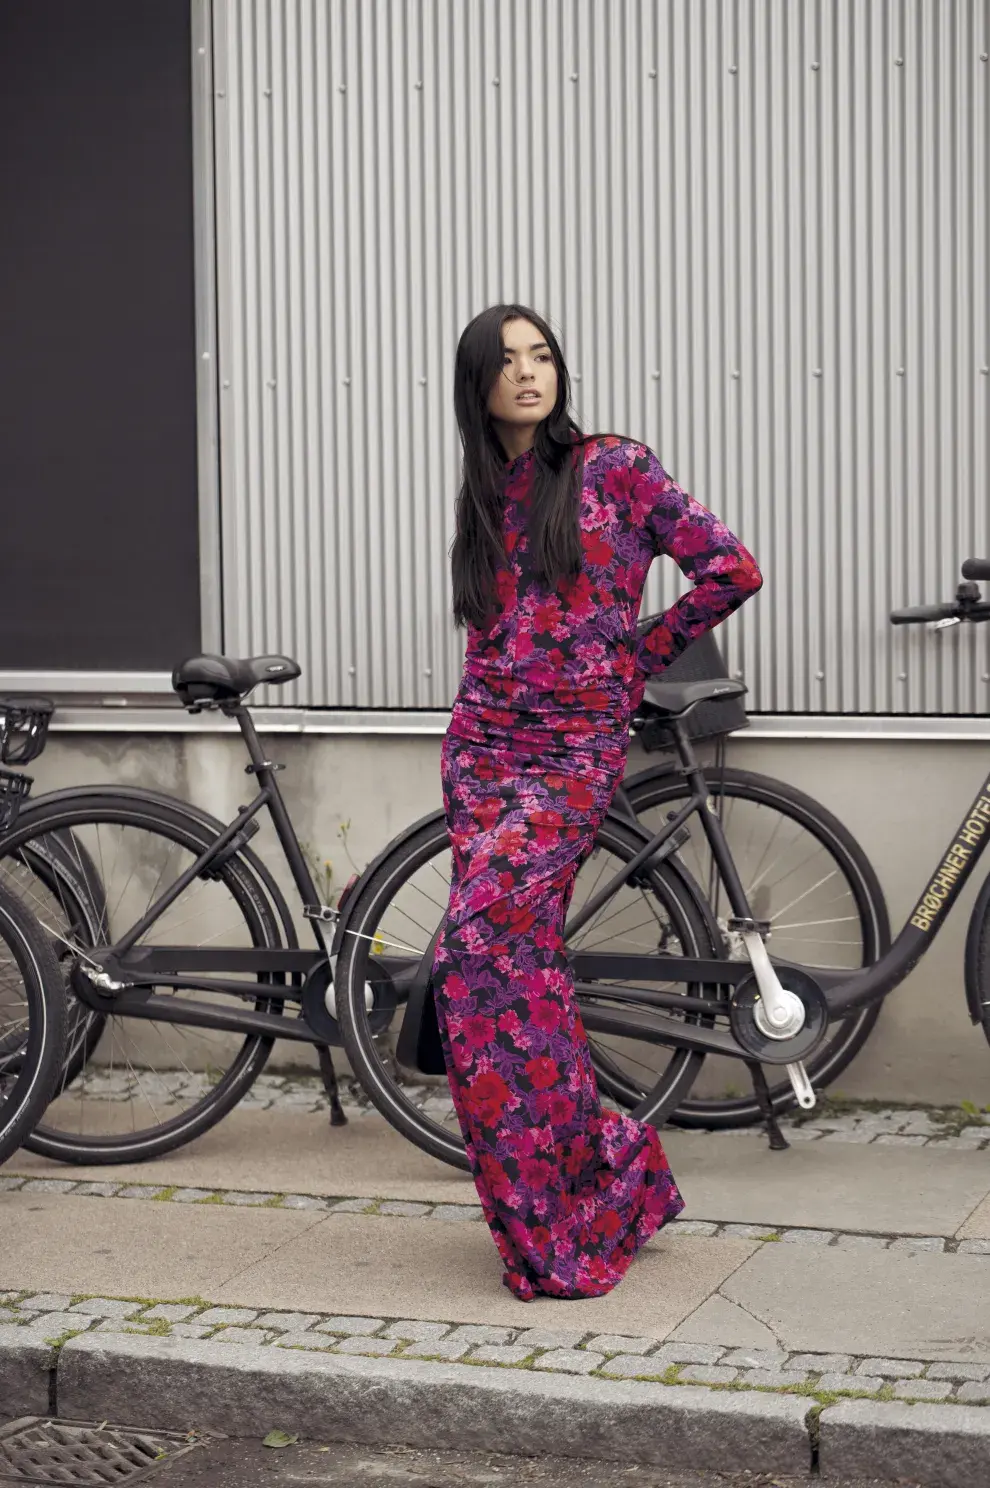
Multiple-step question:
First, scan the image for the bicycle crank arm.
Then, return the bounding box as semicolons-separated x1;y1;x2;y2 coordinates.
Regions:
741;930;808;1038
786;1062;816;1110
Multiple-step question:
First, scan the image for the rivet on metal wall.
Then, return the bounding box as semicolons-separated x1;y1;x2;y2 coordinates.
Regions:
343;377;351;385
898;673;908;681
216;90;225;98
815;671;825;681
648;69;657;78
811;61;820;71
573;373;581;382
980;366;989;375
338;83;346;92
267;379;276;388
492;77;500;86
652;370;660;379
415;80;423;90
731;369;740;379
198;47;205;56
895;57;904;67
981;53;989;62
419;377;427;386
813;368;822;378
263;87;272;97
423;668;432;677
983;674;990;682
223;380;231;389
201;351;211;361
897;367;905;376
728;64;738;74
348;666;356;675
570;72;578;82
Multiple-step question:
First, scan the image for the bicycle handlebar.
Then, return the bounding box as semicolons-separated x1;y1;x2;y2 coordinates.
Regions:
962;558;990;581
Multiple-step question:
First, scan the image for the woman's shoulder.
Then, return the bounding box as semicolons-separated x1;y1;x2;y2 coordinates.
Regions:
579;432;655;468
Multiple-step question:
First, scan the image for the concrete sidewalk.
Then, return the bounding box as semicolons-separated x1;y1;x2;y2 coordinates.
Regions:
3;1102;990;1484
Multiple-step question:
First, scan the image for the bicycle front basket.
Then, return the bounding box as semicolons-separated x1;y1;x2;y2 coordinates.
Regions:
0;696;54;764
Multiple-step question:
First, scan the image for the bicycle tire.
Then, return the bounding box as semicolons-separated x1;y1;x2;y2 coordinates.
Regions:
966;870;990;1056
622;765;891;1126
335;811;718;1171
0;791;286;1163
0;880;67;1164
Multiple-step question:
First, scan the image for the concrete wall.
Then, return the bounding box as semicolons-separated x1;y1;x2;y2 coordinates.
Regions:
21;729;990;1109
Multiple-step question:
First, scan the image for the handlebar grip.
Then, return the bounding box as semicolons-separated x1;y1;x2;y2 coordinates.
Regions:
962;558;990;581
889;605;959;624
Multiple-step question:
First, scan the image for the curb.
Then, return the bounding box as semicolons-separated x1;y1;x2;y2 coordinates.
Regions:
0;1326;53;1417
5;1325;990;1484
820;1398;990;1488
54;1332;812;1476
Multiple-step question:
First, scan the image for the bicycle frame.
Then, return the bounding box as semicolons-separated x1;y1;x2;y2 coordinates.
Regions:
62;704;340;1046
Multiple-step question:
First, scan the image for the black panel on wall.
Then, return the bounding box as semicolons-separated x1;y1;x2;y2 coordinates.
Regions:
0;0;201;670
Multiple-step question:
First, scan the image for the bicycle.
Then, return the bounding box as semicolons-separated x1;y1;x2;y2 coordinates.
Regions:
0;697;68;1165
0;630;883;1165
332;559;990;1170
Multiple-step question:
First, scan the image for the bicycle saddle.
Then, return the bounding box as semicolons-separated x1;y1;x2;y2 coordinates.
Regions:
171;653;302;707
642;676;747;717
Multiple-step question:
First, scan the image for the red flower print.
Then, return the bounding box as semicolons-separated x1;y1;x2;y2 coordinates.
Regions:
642;625;674;658
519;1156;554;1190
582;531;614;566
465;1071;512;1125
565;779;595;811
524;1056;560;1090
460;1014;495;1050
530;998;564;1034
533;596;563;634
593;1208;623;1239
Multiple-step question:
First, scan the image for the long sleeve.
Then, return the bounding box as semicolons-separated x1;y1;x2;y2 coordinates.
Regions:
629;447;762;709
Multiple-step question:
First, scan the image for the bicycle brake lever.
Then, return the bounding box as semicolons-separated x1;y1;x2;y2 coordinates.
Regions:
786;1062;816;1110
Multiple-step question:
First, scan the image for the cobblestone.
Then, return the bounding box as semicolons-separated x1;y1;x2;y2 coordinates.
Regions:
214;1327;276;1346
69;1298;143;1318
219;1191;278;1206
648;1342;726;1367
316;1316;385;1336
430;1205;483;1221
926;1361;990;1381
889;1236;946;1253
117;1185;168;1200
334;1335;398;1356
140;1305;199;1322
445;1324;516;1346
254;1312;322;1332
377;1201;433;1217
170;1188;215;1203
818;1373;883;1394
679;1364;739;1385
722;1349;789;1371
891;1377;953;1400
789;1353;853;1373
532;1348;602;1375
585;1334;655;1356
279;1195;330;1210
196;1308;260;1327
398;1338;470;1361
18;1294;74;1312
779;1228;835;1245
469;1344;534;1365
858;1357;925;1378
739;1369;810;1389
957;1381;990;1403
382;1320;451;1342
598;1354;670;1379
514;1328;587;1351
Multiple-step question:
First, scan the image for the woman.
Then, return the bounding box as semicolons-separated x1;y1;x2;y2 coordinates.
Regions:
430;304;762;1301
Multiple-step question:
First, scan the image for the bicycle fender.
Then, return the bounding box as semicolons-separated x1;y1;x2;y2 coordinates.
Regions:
329;807;448;957
964;871;990;1024
12;784;299;950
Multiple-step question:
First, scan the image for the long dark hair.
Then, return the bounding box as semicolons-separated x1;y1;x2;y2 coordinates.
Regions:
450;303;627;630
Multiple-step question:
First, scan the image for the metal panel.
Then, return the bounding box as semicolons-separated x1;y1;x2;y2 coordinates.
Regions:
212;0;989;714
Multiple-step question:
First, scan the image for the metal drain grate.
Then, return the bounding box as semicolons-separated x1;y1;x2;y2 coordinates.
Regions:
0;1419;205;1485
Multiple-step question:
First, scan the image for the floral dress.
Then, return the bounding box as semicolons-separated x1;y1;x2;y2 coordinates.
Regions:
430;435;762;1300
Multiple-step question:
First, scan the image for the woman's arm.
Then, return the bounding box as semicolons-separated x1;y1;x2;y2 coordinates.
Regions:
629;446;762;709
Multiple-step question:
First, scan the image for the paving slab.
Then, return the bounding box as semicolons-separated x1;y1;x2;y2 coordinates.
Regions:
56;1331;813;1476
719;1241;990;1361
0;1193;325;1299
1;1109;479;1205
660;1132;990;1237
954;1191;990;1239
209;1214;759;1336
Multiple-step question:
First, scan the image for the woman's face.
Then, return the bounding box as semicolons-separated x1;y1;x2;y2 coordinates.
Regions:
487;317;559;440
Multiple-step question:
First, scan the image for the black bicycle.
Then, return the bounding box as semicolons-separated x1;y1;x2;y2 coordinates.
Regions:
0;698;68;1164
332;559;990;1169
0;628;886;1165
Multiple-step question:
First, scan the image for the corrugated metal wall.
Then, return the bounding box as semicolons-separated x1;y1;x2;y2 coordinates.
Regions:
211;0;989;715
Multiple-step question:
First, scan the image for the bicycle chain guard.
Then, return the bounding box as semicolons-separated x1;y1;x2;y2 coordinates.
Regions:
729;968;829;1064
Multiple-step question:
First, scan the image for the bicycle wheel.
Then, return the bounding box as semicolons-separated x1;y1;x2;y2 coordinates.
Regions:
334;810;718;1171
965;872;990;1056
1;829;108;1089
621;764;891;1126
0;791;286;1163
0;880;67;1164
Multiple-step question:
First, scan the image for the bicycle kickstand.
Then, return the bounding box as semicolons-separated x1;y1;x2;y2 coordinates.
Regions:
319;1049;349;1128
747;1062;790;1152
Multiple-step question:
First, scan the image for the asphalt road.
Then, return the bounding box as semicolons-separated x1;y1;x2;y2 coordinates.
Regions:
157;1437;919;1488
